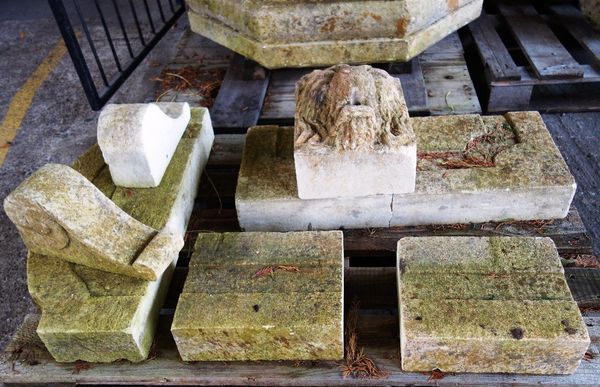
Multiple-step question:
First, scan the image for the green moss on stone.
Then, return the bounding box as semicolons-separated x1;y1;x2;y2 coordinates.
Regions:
397;236;590;374
28;107;210;362
172;231;344;361
401;272;572;301
112;139;195;230
71;144;105;181
402;299;587;340
397;236;563;274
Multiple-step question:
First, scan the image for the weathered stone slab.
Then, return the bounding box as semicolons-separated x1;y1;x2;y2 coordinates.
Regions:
294;65;416;199
236;112;576;231
26;107;214;363
3;164;180;281
98;102;191;188
397;236;590;374
186;0;483;68
171;231;344;361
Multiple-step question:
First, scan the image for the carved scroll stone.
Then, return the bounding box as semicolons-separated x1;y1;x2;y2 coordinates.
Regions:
4;163;182;281
98;102;191;188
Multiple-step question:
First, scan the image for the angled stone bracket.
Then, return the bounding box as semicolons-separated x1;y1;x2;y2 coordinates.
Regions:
4;163;183;280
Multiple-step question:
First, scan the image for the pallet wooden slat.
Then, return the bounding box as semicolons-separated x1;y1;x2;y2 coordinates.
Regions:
260;33;481;118
469;15;521;81
497;3;584;80
549;4;600;68
389;58;428;112
210;54;271;129
469;4;600;112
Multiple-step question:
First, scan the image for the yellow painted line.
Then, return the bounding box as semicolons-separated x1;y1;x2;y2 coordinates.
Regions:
0;39;67;166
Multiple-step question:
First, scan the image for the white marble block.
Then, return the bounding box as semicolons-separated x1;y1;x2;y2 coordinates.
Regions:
98;102;192;188
294;65;416;199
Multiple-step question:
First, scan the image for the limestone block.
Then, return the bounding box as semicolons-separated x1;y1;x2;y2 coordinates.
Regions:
235;112;576;231
3;164;181;281
98;102;191;188
27;107;214;363
397;237;590;374
581;0;600;30
236;126;392;231
172;231;344;361
294;65;416;199
186;0;483;68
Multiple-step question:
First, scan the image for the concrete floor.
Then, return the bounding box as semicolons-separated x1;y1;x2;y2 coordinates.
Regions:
0;0;599;353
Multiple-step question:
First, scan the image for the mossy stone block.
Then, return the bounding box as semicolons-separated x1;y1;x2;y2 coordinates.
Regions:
236;112;576;231
397;236;590;374
27;108;214;363
186;0;483;68
172;231;344;361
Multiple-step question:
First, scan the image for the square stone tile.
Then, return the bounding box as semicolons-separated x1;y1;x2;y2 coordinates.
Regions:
172;231;344;361
397;236;590;374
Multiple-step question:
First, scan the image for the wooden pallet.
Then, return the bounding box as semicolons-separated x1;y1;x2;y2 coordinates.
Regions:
1;134;599;385
468;0;600;113
156;30;481;133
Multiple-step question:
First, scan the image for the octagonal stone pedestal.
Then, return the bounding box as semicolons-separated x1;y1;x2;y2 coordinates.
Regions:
186;0;483;68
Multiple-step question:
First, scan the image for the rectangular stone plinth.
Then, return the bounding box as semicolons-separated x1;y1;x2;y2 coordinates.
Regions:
397;237;590;374
27;108;214;363
171;231;344;361
187;0;483;68
295;147;416;198
236;112;576;231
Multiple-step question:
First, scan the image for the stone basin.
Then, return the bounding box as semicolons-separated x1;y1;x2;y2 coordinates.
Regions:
186;0;484;68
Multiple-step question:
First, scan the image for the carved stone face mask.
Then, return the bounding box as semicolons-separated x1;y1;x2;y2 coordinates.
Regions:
294;64;414;151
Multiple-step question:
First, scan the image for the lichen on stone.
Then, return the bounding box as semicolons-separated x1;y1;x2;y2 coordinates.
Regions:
397;236;590;374
294;64;414;151
172;231;345;361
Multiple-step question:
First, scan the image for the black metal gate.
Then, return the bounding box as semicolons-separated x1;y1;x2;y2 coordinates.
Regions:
48;0;186;110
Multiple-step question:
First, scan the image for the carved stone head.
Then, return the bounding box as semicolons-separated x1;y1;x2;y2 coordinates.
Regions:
294;64;415;151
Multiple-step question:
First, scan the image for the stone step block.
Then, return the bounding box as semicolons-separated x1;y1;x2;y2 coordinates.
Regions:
236;112;576;231
26;108;214;363
397;236;590;374
172;231;344;361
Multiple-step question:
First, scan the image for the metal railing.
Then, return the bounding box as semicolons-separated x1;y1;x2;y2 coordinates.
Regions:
48;0;186;110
